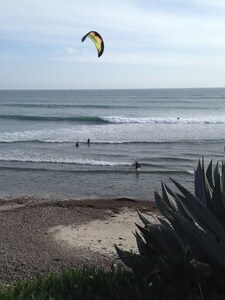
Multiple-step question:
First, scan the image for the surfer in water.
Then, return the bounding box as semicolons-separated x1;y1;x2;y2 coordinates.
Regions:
135;161;141;171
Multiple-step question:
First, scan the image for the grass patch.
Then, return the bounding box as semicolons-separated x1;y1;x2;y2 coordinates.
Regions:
0;265;224;300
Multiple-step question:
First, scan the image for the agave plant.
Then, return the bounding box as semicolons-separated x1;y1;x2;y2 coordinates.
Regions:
116;159;225;289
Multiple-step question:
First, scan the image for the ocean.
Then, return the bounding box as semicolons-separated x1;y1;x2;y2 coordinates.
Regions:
0;88;225;201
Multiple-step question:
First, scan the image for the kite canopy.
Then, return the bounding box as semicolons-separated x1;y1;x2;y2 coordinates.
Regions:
81;31;104;57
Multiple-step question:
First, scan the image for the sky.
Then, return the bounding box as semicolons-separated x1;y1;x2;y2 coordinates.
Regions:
1;0;225;90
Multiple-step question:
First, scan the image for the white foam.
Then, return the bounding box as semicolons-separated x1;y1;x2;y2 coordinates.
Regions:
101;116;225;124
0;156;131;166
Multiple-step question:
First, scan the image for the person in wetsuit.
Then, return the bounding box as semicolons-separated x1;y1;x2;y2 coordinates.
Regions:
135;161;141;170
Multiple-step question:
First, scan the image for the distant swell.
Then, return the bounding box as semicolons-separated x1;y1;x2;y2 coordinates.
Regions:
0;139;223;145
2;103;139;109
1;114;225;124
0;115;104;123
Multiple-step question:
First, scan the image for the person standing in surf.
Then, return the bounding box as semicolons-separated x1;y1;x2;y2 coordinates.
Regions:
135;161;141;171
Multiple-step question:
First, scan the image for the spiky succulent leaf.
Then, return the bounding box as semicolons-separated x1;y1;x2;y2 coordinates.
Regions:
137;210;151;226
194;159;213;208
154;190;173;222
211;172;225;225
222;160;225;196
162;182;197;221
136;223;183;255
195;159;206;203
115;245;148;270
135;223;166;254
157;216;172;229
169;209;225;271
213;162;219;187
171;178;225;244
163;184;194;222
206;160;214;189
161;182;181;212
134;230;156;257
134;230;147;256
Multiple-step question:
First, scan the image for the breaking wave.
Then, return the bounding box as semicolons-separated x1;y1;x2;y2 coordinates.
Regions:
1;114;225;124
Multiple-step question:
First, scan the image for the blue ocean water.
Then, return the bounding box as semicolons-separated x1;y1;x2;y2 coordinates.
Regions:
0;88;225;200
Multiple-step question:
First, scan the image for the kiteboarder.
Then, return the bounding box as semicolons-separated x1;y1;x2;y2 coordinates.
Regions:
135;161;141;171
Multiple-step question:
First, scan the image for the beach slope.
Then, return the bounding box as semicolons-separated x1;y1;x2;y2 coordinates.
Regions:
0;198;157;283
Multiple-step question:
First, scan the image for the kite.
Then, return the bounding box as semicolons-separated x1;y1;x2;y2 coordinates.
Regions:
81;31;104;57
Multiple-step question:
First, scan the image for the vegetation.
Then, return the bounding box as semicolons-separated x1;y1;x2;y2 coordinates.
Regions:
116;159;225;297
0;265;225;300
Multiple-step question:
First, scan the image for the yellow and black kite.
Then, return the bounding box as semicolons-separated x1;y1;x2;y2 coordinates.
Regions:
81;31;104;57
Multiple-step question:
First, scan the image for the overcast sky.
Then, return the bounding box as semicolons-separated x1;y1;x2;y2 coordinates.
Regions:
1;0;225;89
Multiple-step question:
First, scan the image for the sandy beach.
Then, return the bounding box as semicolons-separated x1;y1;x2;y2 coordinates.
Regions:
0;198;158;284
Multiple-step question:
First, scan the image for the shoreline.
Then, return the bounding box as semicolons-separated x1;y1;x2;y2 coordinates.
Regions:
0;196;153;205
0;198;158;284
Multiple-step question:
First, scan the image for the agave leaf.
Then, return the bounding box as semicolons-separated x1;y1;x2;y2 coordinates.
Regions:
157;216;172;229
168;216;208;261
134;230;156;257
221;160;225;206
136;223;165;254
195;159;206;203
206;160;214;189
156;217;185;249
169;209;225;271
161;182;180;212
136;223;183;255
114;245;148;270
171;178;225;244
137;210;151;226
211;172;225;225
173;194;195;223
170;210;225;290
157;216;186;246
204;160;214;209
134;230;147;256
154;190;173;222
195;159;213;208
213;162;220;187
162;183;193;221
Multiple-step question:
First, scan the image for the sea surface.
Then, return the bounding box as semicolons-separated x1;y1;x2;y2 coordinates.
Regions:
0;88;225;201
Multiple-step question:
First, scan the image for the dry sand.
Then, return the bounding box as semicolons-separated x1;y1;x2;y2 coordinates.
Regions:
0;198;158;283
49;207;159;256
